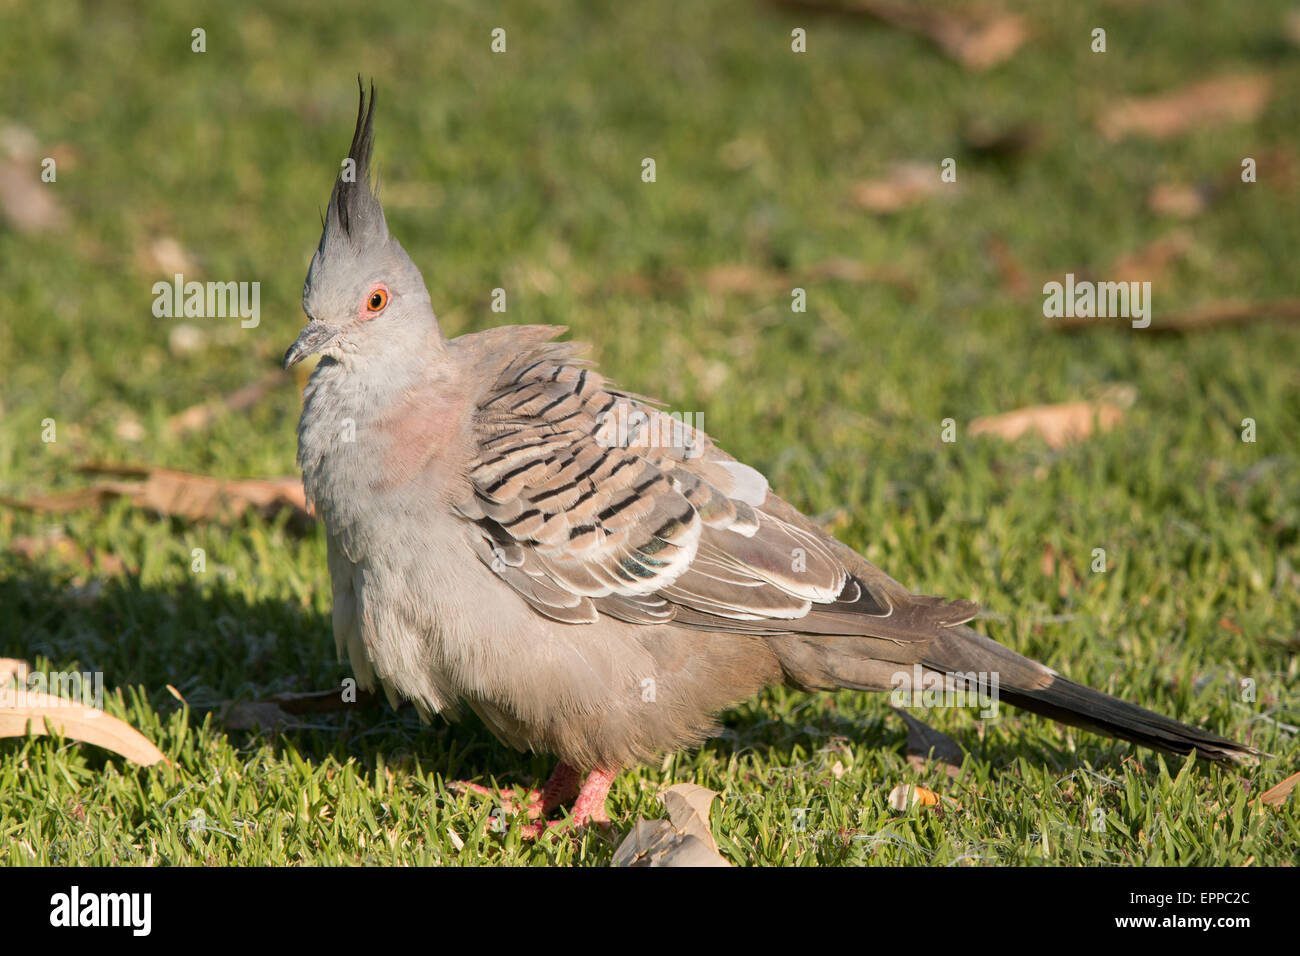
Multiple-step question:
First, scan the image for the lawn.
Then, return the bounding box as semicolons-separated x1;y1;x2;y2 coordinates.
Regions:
1;0;1297;865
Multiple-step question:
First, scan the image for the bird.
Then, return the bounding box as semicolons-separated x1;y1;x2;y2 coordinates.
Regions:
285;82;1257;837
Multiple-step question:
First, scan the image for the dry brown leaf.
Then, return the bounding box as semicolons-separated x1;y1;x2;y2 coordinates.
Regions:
893;707;965;778
1041;543;1083;596
888;783;941;811
1098;74;1272;141
970;388;1135;449
987;236;1031;298
605;258;914;298
166;369;290;436
1255;770;1300;808
612;783;730;867
775;0;1028;71
0;123;66;233
143;236;197;276
0;690;166;766
1147;183;1211;219
1054;298;1300;334
2;463;311;527
1108;231;1194;284
10;529;126;576
852;162;949;213
0;659;30;685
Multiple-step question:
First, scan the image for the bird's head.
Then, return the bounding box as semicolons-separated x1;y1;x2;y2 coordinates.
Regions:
285;81;437;371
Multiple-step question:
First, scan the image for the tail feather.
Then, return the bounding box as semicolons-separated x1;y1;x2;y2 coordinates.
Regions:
926;624;1261;765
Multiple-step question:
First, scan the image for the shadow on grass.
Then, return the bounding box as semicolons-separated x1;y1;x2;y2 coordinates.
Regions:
0;558;1224;788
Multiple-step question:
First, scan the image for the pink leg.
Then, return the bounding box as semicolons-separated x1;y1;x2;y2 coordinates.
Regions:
570;767;615;825
519;767;616;839
450;761;583;819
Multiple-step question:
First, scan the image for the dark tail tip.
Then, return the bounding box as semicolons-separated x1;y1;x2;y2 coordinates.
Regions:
1002;675;1262;765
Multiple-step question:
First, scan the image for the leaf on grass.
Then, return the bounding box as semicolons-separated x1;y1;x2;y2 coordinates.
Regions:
1107;231;1194;284
1;463;312;528
775;0;1028;71
969;387;1135;450
612;783;730;867
1097;74;1272;141
166;369;290;436
1055;298;1300;335
10;528;126;576
1143;299;1300;334
1255;771;1300;808
141;236;197;276
1147;183;1212;219
852;162;950;214
0;123;66;233
0;659;30;685
893;706;964;778
0;690;166;766
986;236;1031;298
605;258;914;298
887;783;941;811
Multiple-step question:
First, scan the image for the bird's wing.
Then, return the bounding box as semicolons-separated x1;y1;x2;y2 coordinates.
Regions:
455;329;977;642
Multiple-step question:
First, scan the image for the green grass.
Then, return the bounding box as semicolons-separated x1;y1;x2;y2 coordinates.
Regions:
2;0;1298;865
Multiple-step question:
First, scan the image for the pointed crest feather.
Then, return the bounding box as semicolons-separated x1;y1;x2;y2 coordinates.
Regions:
324;77;385;248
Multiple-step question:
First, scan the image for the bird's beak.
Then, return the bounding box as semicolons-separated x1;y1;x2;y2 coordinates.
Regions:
283;322;341;369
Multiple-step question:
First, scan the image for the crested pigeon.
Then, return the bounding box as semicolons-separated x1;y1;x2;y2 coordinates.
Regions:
285;83;1256;836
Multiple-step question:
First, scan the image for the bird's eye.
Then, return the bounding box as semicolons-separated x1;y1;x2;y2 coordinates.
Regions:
367;288;389;312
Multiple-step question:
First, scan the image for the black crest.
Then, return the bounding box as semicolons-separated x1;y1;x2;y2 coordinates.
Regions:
323;78;385;247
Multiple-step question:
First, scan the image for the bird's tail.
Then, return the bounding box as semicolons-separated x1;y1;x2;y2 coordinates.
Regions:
925;624;1261;764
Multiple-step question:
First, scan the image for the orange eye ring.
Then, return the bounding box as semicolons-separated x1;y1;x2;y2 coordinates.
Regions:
366;287;389;312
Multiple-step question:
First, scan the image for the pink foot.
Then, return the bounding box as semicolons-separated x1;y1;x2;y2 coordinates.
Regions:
517;767;616;840
450;762;583;824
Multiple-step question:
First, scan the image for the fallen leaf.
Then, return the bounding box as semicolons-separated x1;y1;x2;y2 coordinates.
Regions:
0;659;30;685
0;690;166;766
1040;543;1083;597
1255;771;1299;808
166;369;290;436
1;463;312;528
893;706;965;778
168;323;209;358
605;258;915;298
1147;183;1212;219
144;236;198;276
9;529;126;576
1108;231;1194;283
0;123;66;233
987;235;1031;298
852;162;949;214
888;783;941;811
775;0;1028;71
1054;298;1300;334
969;387;1135;450
612;783;730;867
1098;74;1272;141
